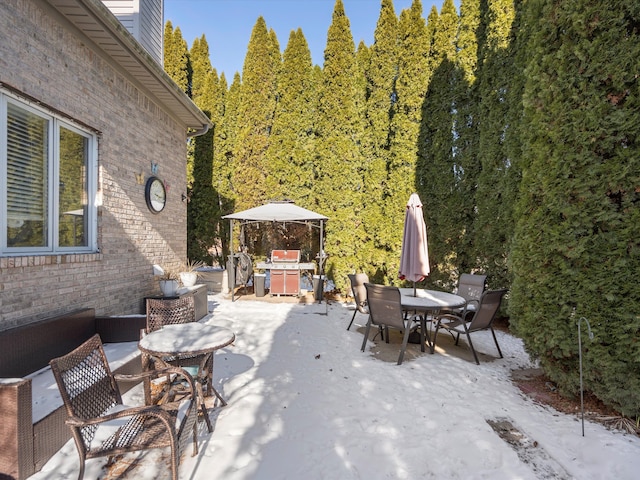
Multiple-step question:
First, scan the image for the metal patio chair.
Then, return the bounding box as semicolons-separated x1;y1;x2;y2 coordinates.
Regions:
347;273;369;331
361;283;424;365
432;289;508;365
442;273;487;320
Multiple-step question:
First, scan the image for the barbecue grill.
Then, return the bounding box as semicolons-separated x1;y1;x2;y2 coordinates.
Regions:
256;250;315;296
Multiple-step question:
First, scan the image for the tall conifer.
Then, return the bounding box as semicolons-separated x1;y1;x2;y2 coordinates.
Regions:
509;0;640;416
451;0;481;277
362;0;398;276
314;0;364;291
163;22;190;95
387;0;431;284
187;37;217;262
233;17;280;210
213;73;242;263
474;0;516;288
416;0;460;287
264;29;315;204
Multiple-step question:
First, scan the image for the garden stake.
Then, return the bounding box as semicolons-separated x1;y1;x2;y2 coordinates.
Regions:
575;308;594;437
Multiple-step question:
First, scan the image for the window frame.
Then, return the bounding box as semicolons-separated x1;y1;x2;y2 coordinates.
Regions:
0;89;98;256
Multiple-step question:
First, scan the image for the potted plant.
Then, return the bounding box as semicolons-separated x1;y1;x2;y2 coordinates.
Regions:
158;269;180;296
179;259;205;287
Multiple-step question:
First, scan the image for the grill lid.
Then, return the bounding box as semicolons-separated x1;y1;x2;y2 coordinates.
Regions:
271;250;300;263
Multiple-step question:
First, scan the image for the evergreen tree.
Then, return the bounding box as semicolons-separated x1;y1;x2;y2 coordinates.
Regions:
450;0;481;279
163;22;190;95
509;0;640;416
361;0;398;278
354;40;371;141
314;0;364;292
456;0;480;86
355;40;381;275
501;0;528;262
264;29;315;204
202;71;227;267
233;17;280;211
386;0;432;284
416;0;460;288
187;37;218;263
213;73;242;264
473;0;516;289
425;5;440;76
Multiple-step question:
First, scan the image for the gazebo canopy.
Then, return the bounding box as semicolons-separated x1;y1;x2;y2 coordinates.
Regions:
222;201;328;223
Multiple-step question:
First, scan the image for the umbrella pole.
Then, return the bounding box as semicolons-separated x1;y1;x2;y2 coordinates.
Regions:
229;219;234;302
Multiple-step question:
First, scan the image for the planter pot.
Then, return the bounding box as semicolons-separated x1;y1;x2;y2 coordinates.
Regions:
159;279;179;296
180;272;198;287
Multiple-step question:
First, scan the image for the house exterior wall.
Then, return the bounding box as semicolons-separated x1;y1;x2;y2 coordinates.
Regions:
0;0;188;327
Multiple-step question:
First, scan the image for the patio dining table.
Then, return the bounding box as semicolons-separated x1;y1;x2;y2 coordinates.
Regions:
399;288;466;352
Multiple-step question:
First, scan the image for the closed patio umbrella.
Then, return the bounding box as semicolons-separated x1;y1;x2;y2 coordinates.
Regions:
399;193;430;296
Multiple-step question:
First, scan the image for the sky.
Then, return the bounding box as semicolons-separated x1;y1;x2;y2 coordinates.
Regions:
32;292;640;479
164;0;445;79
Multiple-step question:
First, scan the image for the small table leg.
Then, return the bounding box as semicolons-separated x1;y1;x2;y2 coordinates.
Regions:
196;380;214;432
197;353;228;433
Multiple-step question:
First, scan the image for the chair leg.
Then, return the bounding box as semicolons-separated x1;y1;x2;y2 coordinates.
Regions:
347;309;357;330
77;457;85;480
419;317;427;353
196;381;214;432
170;434;179;480
361;320;373;352
490;328;504;358
431;321;442;354
465;332;480;365
193;424;199;456
397;325;413;365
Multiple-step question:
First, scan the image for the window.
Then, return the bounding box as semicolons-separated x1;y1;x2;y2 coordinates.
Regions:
1;91;98;255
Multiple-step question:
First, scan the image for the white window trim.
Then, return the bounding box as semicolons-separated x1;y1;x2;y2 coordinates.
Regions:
0;89;98;256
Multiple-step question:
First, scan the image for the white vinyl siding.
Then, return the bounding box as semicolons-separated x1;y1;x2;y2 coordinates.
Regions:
103;0;163;64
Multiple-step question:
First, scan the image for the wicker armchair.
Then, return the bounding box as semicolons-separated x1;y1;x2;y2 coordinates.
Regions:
49;334;198;480
146;296;197;333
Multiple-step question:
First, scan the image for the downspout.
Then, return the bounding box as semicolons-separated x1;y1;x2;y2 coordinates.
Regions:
187;123;211;138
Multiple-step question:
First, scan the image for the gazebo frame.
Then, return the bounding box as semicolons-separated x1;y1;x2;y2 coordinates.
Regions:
222;201;328;302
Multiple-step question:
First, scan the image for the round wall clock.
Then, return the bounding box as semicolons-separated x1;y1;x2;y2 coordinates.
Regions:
145;176;166;213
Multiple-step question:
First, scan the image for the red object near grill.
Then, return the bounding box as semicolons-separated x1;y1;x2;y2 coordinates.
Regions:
270;250;301;295
271;250;300;263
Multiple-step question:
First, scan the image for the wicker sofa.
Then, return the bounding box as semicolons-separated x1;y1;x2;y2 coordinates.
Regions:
0;308;146;480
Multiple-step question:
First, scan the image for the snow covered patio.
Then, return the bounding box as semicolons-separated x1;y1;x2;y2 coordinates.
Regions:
30;293;640;479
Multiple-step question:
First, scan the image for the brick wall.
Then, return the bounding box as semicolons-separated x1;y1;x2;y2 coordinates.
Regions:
0;0;190;327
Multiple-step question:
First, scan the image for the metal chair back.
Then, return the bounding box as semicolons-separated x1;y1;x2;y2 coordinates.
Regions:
346;273;369;330
457;274;487;303
364;283;405;330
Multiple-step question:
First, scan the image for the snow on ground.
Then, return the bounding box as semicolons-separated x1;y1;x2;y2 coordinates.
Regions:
30;293;640;479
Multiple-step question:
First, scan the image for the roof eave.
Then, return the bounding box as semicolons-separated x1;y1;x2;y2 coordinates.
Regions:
46;0;211;135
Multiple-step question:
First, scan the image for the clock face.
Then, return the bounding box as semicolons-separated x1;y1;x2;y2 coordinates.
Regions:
145;176;166;213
